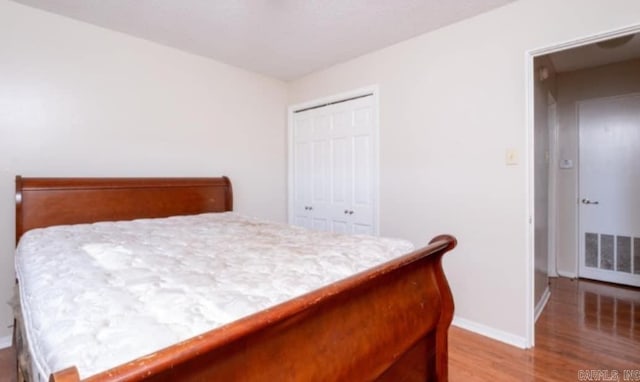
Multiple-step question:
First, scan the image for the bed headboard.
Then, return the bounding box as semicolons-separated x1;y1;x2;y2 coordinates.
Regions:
15;176;233;243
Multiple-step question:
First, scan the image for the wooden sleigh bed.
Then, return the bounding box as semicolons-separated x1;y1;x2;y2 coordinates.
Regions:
14;176;456;382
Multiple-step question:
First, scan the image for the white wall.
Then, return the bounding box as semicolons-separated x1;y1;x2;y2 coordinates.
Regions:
288;0;640;346
0;0;288;342
555;58;640;276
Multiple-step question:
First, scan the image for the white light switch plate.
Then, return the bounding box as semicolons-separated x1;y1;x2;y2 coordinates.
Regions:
506;148;518;166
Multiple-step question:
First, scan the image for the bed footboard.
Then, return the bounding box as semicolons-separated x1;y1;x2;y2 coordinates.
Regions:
50;235;456;382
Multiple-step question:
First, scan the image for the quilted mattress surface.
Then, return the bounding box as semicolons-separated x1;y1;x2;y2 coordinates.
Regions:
15;212;414;379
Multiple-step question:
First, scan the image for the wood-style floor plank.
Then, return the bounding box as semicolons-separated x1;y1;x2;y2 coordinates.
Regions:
450;277;640;381
0;345;16;382
0;277;637;381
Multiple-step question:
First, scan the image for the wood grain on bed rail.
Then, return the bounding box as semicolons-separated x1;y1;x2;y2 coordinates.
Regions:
49;235;456;382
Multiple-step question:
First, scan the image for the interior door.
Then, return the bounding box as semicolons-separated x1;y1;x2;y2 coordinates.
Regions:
331;96;376;235
578;94;640;287
291;94;377;235
309;105;334;232
292;111;314;229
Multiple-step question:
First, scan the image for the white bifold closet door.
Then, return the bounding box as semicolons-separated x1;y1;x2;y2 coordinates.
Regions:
291;95;377;235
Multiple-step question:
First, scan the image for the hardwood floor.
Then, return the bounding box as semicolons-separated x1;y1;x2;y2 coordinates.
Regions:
0;344;15;382
450;277;640;381
0;277;637;381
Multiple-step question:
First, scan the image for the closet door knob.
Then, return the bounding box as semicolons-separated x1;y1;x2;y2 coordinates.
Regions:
349;210;354;215
344;210;349;214
309;206;313;210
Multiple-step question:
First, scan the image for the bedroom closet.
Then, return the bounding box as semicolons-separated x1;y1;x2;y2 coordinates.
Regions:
288;91;378;235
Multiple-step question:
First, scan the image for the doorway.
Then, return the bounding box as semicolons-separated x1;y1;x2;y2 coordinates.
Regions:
527;25;640;346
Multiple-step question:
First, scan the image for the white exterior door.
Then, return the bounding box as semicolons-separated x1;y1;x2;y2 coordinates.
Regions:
291;94;377;235
578;94;640;287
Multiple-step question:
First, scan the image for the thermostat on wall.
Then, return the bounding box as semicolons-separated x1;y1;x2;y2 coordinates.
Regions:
559;159;573;169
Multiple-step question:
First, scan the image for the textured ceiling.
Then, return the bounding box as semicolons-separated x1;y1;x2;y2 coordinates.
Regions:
12;0;515;80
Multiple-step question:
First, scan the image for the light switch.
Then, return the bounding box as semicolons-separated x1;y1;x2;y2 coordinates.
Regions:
506;148;518;166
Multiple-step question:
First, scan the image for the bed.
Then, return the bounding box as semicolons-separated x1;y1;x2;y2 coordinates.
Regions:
14;176;456;382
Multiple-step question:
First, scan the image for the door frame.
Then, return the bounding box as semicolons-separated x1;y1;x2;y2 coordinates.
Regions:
287;85;381;235
547;93;558;277
525;24;640;347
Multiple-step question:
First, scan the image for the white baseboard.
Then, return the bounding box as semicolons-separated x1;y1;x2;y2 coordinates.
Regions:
0;335;11;349
452;316;528;349
534;286;551;323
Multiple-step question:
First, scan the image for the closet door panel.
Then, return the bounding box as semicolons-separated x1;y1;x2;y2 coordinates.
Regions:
330;133;353;228
332;108;352;135
330;100;356;232
353;223;374;235
290;93;377;235
331;137;349;204
292;115;313;229
352;98;374;134
312;218;329;232
351;133;374;232
331;220;349;234
353;135;372;206
310;109;334;228
350;96;375;233
311;138;331;231
312;111;332;135
312;139;330;203
294;215;311;228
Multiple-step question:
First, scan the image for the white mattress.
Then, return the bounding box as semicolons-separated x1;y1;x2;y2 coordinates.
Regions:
15;212;414;380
